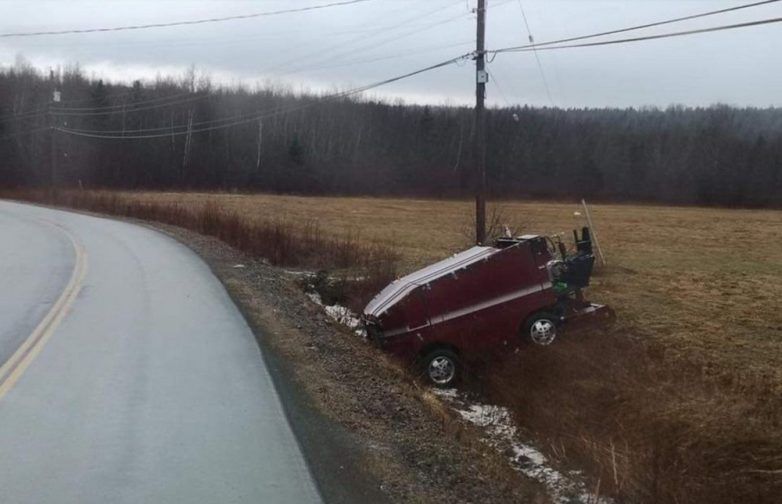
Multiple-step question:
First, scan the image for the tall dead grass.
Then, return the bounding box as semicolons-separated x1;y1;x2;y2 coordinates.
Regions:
7;189;398;307
484;326;782;503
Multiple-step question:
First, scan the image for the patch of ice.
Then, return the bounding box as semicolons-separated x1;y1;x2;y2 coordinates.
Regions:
434;389;610;504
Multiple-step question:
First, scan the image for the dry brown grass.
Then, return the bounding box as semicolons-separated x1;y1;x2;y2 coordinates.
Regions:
105;191;782;378
4;190;400;310
8;189;781;502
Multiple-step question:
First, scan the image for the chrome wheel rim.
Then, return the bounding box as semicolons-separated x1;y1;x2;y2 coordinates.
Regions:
428;356;456;385
530;319;556;345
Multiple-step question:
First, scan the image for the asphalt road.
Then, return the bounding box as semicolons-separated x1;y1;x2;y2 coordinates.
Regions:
0;201;321;504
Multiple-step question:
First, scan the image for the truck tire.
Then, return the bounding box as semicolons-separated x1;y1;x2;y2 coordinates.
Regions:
524;312;558;346
422;348;461;388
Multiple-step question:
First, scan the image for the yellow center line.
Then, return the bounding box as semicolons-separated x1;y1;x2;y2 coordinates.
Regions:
0;221;88;400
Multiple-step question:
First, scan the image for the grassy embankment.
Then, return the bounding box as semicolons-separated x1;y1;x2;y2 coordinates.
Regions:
10;189;782;503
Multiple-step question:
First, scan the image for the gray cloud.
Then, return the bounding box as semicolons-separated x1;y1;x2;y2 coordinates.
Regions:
1;0;780;107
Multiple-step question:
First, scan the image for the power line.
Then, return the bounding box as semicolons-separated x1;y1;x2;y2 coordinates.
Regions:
493;0;780;53
492;15;782;55
51;93;214;116
44;3;468;120
57;39;468;135
0;89;205;122
62;101;283;135
485;68;511;106
2;2;467;121
293;39;475;75
0;0;374;38
13;22;391;52
11;1;771;123
50;40;474;132
515;0;553;106
0;126;51;141
55;54;473;140
59;54;471;138
30;0;773;117
53;90;206;112
280;12;472;75
267;0;464;76
0;108;49;122
1;2;457;121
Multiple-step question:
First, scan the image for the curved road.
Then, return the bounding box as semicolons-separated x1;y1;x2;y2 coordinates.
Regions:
0;201;321;504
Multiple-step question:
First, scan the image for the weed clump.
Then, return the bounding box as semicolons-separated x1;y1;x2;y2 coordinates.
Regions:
484;326;782;504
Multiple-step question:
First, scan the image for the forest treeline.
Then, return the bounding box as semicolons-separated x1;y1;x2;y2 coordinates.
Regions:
1;63;781;207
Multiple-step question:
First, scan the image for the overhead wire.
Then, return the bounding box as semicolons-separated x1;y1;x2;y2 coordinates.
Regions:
62;99;291;135
11;22;393;52
0;126;51;141
51;92;214;116
492;0;781;53
0;108;50;122
0;90;206;122
279;11;472;75
52;90;209;112
266;0;465;75
44;1;466;118
0;0;375;38
55;53;474;140
2;1;474;122
2;3;468;122
1;3;464;123
9;0;775;126
515;0;554;106
491;15;782;55
485;68;511;106
203;39;476;78
54;40;477;135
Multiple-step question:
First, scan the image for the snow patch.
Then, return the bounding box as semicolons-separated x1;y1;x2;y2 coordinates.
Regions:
432;388;609;504
306;292;366;337
283;269;312;277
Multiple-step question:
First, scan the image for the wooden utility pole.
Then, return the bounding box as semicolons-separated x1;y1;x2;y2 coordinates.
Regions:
474;0;487;244
49;101;55;191
49;69;59;192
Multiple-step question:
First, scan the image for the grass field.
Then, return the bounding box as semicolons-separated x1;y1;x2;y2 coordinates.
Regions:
117;192;782;385
11;189;782;503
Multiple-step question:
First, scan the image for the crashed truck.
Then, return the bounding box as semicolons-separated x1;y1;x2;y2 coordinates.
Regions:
362;227;615;387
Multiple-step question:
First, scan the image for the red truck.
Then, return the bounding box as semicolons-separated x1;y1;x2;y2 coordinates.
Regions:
362;227;614;387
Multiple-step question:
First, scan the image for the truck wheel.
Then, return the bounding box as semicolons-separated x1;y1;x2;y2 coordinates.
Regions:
422;348;460;388
524;313;558;346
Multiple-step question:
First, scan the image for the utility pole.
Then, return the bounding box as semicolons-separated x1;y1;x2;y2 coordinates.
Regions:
474;0;488;244
49;69;60;193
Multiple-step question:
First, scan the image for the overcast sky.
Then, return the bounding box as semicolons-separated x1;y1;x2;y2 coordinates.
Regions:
0;0;780;108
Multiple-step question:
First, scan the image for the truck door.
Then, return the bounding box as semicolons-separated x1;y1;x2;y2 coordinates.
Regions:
529;237;552;287
503;239;552;332
403;287;430;335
